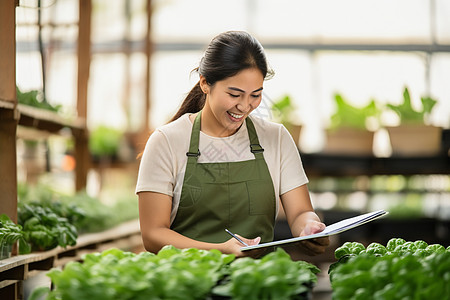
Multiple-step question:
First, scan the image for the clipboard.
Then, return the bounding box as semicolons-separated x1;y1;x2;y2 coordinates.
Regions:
241;209;388;251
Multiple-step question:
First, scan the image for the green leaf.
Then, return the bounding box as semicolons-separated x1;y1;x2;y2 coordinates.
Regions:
16;86;61;112
18;237;31;254
0;214;12;223
421;96;437;115
27;286;50;300
386;87;438;124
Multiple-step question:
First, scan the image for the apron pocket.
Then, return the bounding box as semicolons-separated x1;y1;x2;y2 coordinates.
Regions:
246;180;276;216
179;186;202;208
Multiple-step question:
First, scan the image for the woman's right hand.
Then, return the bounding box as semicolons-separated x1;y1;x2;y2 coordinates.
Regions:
221;235;265;258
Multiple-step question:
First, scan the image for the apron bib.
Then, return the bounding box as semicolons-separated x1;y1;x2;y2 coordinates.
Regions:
171;112;276;243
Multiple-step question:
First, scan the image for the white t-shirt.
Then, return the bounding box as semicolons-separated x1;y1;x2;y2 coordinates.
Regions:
135;113;309;224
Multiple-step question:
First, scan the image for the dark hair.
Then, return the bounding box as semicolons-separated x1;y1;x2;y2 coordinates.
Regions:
170;31;273;122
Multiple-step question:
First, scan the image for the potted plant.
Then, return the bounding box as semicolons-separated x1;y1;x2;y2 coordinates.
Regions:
324;94;379;156
0;214;30;258
89;125;124;164
384;87;441;156
271;95;302;147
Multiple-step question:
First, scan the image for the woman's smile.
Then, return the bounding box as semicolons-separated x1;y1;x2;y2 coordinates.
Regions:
227;111;245;121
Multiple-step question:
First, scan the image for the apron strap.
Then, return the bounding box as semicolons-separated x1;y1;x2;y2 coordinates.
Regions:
186;112;202;159
245;117;265;156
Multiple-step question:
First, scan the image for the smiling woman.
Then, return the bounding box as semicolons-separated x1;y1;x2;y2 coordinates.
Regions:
198;67;264;137
136;31;330;258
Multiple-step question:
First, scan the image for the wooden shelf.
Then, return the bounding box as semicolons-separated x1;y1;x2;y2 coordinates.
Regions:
17;104;85;133
0;219;142;285
301;152;450;177
0;103;90;191
0;99;15;109
301;129;450;177
1;102;86;132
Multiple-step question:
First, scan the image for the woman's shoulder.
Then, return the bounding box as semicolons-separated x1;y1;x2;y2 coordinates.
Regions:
156;113;192;137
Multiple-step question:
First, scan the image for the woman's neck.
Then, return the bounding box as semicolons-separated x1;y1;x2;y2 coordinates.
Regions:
200;105;239;137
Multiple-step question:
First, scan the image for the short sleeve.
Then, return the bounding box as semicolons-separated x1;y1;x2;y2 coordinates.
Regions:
135;130;176;196
279;125;309;195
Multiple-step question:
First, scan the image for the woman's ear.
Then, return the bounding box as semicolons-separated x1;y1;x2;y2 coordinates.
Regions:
199;75;209;94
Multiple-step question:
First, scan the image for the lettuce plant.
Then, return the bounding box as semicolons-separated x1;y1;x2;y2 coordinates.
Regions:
386;87;437;125
329;94;379;131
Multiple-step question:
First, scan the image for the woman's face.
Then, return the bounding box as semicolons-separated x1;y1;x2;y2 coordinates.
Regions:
201;68;264;137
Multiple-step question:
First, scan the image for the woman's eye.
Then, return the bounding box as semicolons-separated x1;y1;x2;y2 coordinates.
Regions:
251;94;261;98
228;93;240;98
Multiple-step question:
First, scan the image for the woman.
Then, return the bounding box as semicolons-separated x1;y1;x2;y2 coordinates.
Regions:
136;31;329;257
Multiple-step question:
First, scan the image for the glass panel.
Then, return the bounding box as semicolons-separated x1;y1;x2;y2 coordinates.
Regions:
47;0;78;24
92;0;127;43
430;53;450;127
254;0;431;42
152;0;247;41
88;53;128;128
436;0;450;43
45;52;77;114
150;51;203;127
16;52;43;90
129;0;148;41
128;53;148;132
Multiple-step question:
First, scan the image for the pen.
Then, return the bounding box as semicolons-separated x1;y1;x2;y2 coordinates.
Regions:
225;229;249;247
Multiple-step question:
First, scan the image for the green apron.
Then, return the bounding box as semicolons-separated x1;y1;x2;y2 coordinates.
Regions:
171;111;276;243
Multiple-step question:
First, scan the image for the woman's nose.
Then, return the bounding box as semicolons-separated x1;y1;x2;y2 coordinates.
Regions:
236;97;252;112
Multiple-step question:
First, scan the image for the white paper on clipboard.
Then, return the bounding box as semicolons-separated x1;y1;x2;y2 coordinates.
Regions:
241;210;388;252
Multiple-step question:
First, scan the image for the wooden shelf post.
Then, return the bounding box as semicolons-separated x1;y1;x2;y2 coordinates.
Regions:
0;0;19;223
75;0;92;191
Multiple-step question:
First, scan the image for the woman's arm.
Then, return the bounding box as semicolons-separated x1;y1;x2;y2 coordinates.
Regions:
138;191;262;257
280;184;330;255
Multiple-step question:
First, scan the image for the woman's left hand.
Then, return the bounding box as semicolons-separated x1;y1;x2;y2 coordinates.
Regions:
297;220;330;255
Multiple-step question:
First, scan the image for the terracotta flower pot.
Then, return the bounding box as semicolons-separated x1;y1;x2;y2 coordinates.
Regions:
324;128;374;156
386;125;442;156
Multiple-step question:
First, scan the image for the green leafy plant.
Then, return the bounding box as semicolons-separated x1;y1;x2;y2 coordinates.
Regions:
333;241;366;259
18;183;139;235
329;238;449;275
212;248;320;300
330;94;379;131
59;192;138;234
30;246;235;300
329;238;450;299
0;214;31;256
30;246;320;300
18;203;78;251
386;87;437;125
330;250;450;299
89;125;123;158
16;86;61;112
271;95;298;125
